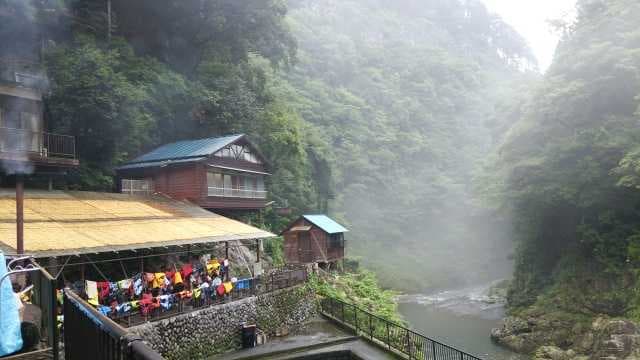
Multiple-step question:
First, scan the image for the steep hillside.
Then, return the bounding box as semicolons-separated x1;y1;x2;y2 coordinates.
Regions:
277;0;538;290
489;0;640;356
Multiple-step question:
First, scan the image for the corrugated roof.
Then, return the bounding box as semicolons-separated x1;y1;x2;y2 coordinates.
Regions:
0;190;274;256
116;157;207;170
303;215;348;234
127;134;245;165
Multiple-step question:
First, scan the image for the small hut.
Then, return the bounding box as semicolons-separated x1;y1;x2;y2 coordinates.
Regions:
281;215;348;267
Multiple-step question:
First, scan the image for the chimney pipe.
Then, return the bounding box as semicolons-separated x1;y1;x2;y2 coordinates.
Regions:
16;175;24;254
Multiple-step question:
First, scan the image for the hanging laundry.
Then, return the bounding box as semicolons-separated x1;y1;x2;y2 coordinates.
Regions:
97;282;110;302
152;273;166;289
116;302;131;314
223;281;233;294
193;288;202;299
173;271;183;285
97;305;112;316
118;279;132;291
133;278;144;297
206;260;220;274
85;280;99;305
145;273;155;283
181;264;193;279
216;283;226;297
159;295;172;310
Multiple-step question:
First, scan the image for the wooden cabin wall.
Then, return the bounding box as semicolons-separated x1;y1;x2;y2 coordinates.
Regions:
326;236;345;261
283;232;299;263
309;227;328;262
283;217;346;264
152;165;200;200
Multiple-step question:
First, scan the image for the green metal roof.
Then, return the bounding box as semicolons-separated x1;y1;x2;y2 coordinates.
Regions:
126;134;245;165
303;215;348;234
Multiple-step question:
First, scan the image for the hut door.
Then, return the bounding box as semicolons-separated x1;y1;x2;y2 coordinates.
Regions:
298;232;312;263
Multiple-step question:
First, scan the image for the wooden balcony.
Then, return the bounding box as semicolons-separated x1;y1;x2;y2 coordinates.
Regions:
197;186;269;210
207;186;267;199
0;127;78;168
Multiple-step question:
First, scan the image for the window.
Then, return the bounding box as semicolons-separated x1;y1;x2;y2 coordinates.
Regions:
213;144;262;164
207;172;223;188
328;233;344;248
207;171;266;198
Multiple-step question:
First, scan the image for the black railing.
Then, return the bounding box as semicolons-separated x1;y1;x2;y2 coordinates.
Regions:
110;268;308;328
320;297;483;360
0;128;76;159
63;289;163;360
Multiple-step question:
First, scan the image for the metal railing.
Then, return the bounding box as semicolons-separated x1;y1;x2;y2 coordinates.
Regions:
121;179;153;195
63;289;164;360
111;267;308;328
207;186;267;199
320;297;483;360
0;127;76;158
0;58;46;87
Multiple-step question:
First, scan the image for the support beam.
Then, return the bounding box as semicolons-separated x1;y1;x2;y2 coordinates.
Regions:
256;239;261;263
16;175;24;254
225;241;229;258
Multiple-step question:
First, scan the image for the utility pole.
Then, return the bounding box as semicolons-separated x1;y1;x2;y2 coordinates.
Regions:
16;175;24;254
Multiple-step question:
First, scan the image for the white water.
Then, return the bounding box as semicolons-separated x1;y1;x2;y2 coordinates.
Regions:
397;282;526;360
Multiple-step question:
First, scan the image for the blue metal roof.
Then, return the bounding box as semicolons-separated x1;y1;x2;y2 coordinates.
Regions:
115;157;207;170
126;134;245;165
303;215;348;234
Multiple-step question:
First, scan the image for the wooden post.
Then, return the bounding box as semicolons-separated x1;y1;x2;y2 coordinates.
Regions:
16;175;24;254
106;0;112;41
225;241;229;258
256;239;260;262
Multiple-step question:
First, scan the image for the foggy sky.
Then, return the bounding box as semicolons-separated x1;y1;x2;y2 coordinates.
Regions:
482;0;577;71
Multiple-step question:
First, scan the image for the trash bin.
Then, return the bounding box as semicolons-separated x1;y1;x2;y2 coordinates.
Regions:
241;324;257;349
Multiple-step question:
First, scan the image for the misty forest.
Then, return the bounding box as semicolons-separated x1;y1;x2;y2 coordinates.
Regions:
3;0;640;359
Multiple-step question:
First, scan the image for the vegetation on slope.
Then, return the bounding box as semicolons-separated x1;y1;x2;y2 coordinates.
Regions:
1;0;538;292
278;0;538;291
309;268;404;324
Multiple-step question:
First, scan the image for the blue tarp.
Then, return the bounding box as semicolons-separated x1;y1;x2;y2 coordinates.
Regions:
0;252;22;355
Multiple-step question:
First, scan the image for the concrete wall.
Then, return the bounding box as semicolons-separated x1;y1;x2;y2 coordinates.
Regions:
129;286;317;360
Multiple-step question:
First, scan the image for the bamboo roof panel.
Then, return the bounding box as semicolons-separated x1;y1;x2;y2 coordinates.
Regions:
0;190;274;256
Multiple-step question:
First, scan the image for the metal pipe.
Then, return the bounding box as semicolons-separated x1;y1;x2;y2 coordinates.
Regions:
16;175;24;254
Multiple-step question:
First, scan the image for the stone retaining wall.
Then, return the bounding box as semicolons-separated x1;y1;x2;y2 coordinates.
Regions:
129;286;317;360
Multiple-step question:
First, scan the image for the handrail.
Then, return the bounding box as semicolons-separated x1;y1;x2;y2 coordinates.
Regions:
320;297;483;360
64;289;164;360
0;127;76;158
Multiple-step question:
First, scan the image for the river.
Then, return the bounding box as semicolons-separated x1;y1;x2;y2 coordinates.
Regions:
397;283;527;360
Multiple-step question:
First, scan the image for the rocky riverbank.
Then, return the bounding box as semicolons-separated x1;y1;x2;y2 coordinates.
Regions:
492;314;640;359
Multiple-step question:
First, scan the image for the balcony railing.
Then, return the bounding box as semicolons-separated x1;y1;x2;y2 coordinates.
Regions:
0;127;76;158
208;186;267;199
122;179;153;195
0;58;46;87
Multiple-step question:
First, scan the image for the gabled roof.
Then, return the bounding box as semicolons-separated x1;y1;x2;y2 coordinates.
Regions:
303;215;348;234
0;189;274;257
124;134;245;166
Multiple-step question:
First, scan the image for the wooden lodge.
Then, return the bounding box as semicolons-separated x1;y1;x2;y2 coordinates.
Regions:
282;215;348;266
0;59;78;170
116;134;270;212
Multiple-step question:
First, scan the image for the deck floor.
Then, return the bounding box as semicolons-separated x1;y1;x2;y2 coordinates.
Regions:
217;317;400;360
